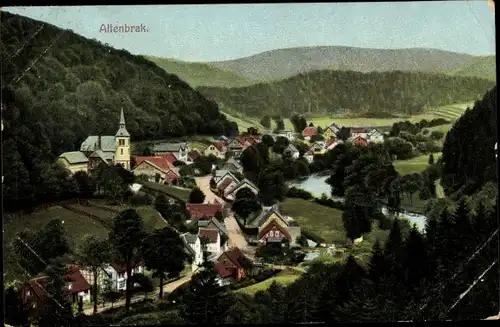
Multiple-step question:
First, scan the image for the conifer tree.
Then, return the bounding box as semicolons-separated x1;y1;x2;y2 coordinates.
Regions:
180;261;231;324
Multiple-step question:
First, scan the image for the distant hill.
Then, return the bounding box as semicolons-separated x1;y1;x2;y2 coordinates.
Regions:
449;55;496;81
204;46;482;82
146;56;253;88
198;70;495;117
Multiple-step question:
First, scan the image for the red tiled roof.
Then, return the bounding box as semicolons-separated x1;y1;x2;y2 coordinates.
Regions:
302;126;318;137
133;156;174;172
160;152;178;164
214;141;226;152
326;138;336;147
218;177;234;191
306;151;313;155
164;170;180;183
198;228;219;243
186;203;223;220
26;265;91;301
214;262;234;278
220;247;252;269
258;219;291;240
188;150;201;160
66;265;92;293
353;136;368;146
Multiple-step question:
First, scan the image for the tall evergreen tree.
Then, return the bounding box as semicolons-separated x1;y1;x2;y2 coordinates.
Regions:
108;209;147;314
180;261;232;324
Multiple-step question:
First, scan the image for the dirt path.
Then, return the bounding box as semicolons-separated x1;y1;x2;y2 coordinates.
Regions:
83;273;193;315
195;176;254;258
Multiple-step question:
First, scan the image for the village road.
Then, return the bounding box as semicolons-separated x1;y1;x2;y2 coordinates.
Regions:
83;273;193;315
195;176;254;258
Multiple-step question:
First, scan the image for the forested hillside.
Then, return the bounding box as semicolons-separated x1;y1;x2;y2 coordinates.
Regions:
198;70;495;117
1;11;237;211
146;56;253;88
205;46;479;82
449;55;496;81
441;85;497;196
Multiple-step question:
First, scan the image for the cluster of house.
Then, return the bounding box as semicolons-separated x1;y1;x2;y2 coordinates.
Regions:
21;258;146;315
302;122;384;145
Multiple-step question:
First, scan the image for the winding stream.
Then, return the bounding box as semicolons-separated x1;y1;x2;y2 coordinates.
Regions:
288;174;428;232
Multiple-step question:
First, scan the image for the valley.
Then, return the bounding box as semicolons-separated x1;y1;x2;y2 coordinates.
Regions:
2;3;498;326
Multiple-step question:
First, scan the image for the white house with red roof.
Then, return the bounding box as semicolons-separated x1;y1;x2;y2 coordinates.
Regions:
204;141;227;159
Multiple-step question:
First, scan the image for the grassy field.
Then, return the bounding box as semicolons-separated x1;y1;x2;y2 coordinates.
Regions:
222;110;270;133
146;56;253;88
221;101;474;132
280;198;347;244
142;181;191;202
394;153;441;176
235;269;301;295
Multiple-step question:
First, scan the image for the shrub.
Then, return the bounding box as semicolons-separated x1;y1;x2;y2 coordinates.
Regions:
286;186;314;200
129;194;152;206
301;229;325;245
313;195;345;210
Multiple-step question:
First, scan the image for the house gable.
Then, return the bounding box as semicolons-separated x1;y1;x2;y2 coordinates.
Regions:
258;221;291;242
260;214;289;231
226;180;259;197
133;160;165;175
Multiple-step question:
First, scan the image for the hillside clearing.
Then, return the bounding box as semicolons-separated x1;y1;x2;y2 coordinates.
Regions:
146;56;253;88
394;153;440;176
142;182;191;202
235;270;301;295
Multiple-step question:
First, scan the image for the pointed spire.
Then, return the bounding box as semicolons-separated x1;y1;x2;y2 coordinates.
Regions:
119;107;126;125
115;107;130;137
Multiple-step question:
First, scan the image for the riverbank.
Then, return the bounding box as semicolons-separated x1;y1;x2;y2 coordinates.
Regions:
288;174;428;231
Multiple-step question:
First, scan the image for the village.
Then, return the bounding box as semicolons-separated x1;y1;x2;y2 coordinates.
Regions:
18;107;389;315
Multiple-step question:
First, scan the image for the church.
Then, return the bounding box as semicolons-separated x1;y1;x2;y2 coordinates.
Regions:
57;108;131;175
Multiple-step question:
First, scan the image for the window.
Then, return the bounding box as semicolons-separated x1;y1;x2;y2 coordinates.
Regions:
119;139;125;146
120;149;123;155
269;231;274;237
118;280;125;289
275;230;280;237
26;290;31;296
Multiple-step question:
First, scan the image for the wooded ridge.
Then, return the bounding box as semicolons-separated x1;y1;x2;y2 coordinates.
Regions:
198;70;494;117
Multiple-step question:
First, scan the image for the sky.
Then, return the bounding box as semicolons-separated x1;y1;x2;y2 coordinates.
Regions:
4;1;496;62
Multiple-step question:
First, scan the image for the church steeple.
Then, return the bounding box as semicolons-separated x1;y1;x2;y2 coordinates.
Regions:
115;107;130;137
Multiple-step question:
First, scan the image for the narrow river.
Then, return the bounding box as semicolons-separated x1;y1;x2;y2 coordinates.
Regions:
288;174;428;232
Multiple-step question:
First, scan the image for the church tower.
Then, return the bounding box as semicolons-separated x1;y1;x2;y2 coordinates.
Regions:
115;107;131;170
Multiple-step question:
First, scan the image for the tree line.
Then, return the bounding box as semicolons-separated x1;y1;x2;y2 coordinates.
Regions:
198;69;494;117
440;86;497;197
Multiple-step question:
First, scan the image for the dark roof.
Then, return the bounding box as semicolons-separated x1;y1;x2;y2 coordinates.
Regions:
351;127;366;133
225;178;259;196
188;150;201;160
153;142;187;152
186;203;223;220
218;177;235;191
251;207;287;228
198;218;228;236
198;228;219;243
219;247;253;269
110;256;143;274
